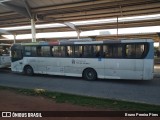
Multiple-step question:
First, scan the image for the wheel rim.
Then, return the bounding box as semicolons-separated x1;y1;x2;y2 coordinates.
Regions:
87;72;93;79
25;66;33;75
86;70;94;80
26;68;32;74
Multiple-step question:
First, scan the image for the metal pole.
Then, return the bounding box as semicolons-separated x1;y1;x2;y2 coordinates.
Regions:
117;16;118;40
77;31;81;39
31;19;36;42
13;34;16;43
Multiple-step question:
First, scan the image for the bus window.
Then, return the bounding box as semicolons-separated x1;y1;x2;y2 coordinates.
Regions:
31;46;37;56
37;46;42;56
93;45;101;57
74;46;82;57
24;46;37;57
113;45;123;58
24;46;31;56
11;44;23;62
11;49;23;62
41;46;51;57
82;45;93;58
66;46;74;57
52;46;65;57
125;44;146;59
103;44;122;58
103;45;113;58
0;45;10;55
136;44;145;58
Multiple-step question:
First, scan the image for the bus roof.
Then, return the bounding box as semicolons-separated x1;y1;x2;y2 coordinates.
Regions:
18;39;153;46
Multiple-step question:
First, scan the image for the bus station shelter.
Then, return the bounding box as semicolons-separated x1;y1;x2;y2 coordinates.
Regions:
0;0;160;46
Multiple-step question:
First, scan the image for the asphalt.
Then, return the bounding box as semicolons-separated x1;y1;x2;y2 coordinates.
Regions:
0;66;160;106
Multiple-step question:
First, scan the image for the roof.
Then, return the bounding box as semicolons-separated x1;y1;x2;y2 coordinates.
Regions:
0;0;160;43
16;38;152;46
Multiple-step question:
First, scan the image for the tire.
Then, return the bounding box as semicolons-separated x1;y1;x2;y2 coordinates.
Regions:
24;66;34;76
83;68;97;81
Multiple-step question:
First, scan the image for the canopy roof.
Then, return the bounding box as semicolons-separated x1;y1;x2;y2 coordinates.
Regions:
0;0;160;43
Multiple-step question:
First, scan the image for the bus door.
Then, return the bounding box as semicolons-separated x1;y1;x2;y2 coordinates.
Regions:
11;45;23;72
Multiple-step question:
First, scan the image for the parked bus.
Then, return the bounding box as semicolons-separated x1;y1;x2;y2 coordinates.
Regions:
11;39;154;80
0;43;11;68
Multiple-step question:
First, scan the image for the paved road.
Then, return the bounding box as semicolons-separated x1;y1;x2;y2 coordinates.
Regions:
0;68;160;105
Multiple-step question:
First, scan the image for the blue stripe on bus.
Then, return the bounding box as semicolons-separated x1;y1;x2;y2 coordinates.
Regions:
103;40;121;44
60;41;74;45
145;42;154;59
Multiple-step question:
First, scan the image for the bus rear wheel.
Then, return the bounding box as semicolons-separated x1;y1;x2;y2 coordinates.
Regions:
24;66;34;76
83;68;97;81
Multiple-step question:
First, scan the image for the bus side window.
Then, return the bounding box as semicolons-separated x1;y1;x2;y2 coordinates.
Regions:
74;46;82;57
103;45;111;58
31;46;37;56
125;44;145;59
37;46;42;56
113;45;123;58
24;46;31;56
95;51;100;57
82;45;93;58
41;46;51;57
52;46;57;57
93;45;101;58
136;44;145;58
52;46;65;57
66;46;74;57
60;46;65;57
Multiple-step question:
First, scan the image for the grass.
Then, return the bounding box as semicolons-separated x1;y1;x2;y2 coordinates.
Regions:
0;86;160;111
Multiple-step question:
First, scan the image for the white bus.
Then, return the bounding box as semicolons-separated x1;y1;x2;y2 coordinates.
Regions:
0;43;11;68
11;39;154;80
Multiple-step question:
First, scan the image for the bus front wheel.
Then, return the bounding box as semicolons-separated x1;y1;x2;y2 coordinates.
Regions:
83;68;97;81
24;66;34;76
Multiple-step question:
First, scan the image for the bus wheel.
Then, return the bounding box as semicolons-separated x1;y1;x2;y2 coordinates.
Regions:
83;68;97;81
24;66;34;76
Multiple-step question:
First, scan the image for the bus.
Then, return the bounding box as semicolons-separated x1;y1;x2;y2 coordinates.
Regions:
11;39;154;80
0;43;11;68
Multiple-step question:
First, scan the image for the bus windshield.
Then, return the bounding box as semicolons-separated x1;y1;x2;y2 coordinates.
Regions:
0;44;10;56
11;44;23;62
